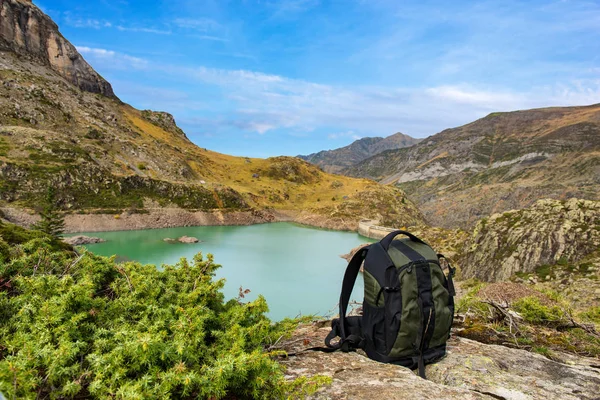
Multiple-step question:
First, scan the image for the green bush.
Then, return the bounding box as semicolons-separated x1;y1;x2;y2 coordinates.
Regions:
579;306;600;324
455;282;490;317
512;296;569;325
0;222;44;245
0;238;9;262
0;239;325;399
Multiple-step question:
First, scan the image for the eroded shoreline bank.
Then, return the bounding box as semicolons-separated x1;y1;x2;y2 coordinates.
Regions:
0;207;361;234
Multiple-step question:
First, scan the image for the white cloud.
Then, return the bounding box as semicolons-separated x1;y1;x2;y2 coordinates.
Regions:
76;46;148;69
68;18;110;29
174;18;221;31
328;131;361;140
62;11;170;35
115;25;172;35
425;86;523;109
176;73;600;136
249;122;276;134
77;46;600;138
171;18;228;41
190;35;229;42
76;46;116;57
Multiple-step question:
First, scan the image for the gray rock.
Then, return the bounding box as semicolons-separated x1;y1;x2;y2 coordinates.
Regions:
0;0;115;97
281;323;600;399
462;198;600;282
177;236;200;244
63;235;105;245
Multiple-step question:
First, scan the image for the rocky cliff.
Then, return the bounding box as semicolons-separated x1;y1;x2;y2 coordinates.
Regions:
461;198;600;282
0;0;115;97
299;132;422;174
345;105;600;228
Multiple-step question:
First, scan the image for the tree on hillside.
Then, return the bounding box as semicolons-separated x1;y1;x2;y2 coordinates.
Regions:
32;186;65;239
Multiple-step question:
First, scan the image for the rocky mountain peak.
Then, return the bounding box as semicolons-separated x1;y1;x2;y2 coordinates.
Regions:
298;131;422;173
0;0;115;97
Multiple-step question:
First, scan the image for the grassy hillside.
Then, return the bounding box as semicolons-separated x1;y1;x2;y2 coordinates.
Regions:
0;51;423;228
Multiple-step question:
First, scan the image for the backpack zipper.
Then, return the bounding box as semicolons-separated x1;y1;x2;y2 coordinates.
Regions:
375;286;399;307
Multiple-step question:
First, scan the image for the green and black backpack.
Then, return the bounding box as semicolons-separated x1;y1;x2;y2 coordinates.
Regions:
324;230;456;378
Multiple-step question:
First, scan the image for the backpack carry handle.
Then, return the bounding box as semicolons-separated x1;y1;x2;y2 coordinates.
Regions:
380;230;426;251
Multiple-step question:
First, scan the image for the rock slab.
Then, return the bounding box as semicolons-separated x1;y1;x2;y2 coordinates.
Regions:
281;323;600;400
63;235;105;245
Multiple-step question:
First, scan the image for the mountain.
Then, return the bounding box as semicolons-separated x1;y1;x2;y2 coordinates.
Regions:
298;132;422;173
345;105;600;228
0;0;424;231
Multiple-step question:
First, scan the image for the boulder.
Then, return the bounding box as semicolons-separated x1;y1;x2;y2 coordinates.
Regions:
62;235;105;245
177;236;200;244
280;323;600;399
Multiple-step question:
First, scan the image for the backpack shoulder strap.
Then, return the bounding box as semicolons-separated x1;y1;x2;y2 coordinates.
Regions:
290;246;369;356
320;245;369;352
338;246;369;342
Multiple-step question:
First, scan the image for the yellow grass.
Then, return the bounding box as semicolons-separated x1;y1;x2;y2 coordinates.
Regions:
118;105;381;210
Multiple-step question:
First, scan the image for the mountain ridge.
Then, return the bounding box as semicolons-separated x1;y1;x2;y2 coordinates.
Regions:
298;132;422;173
344;104;600;228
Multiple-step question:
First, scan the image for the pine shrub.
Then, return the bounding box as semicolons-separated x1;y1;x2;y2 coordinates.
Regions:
0;237;325;399
31;186;65;240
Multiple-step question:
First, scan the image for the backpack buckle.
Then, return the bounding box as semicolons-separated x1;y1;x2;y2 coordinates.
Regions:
340;334;365;352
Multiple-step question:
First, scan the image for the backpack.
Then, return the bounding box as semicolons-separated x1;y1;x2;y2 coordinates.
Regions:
323;230;456;378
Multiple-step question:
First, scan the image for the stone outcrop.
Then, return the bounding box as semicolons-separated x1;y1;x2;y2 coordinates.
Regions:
177;236;199;243
0;0;115;97
461;198;600;282
281;323;600;399
62;235;105;245
141;110;188;139
164;236;200;243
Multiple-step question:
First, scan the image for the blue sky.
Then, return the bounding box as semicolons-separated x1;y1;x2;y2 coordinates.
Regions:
38;0;600;157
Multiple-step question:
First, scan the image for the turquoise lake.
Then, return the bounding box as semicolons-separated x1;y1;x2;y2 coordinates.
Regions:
71;223;371;321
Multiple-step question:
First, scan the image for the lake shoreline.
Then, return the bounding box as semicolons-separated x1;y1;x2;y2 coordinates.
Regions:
1;206;361;234
61;222;367;320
